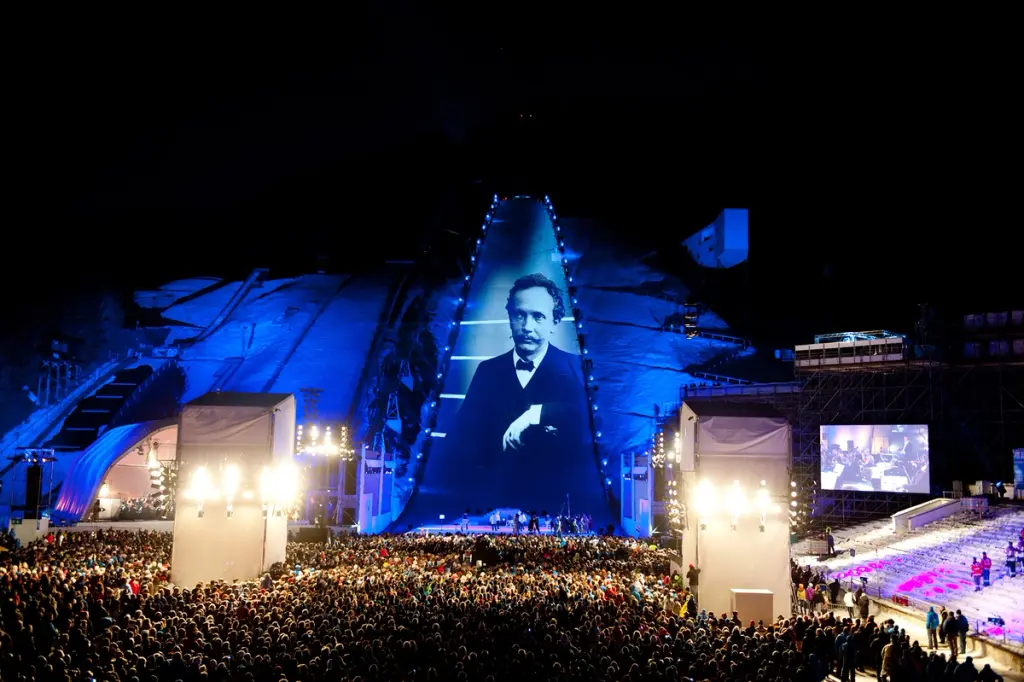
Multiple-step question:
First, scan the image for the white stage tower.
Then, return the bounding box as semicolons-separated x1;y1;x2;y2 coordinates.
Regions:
171;392;297;588
677;400;792;619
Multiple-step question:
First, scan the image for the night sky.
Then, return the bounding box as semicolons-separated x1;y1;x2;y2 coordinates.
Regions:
9;14;1016;348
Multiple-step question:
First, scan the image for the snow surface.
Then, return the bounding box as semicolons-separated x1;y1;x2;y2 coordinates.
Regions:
134;278;223;309
560;215;749;459
174;273;392;421
161;280;246;329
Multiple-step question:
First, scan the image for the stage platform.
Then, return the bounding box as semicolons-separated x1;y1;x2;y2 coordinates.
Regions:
407;523;582;535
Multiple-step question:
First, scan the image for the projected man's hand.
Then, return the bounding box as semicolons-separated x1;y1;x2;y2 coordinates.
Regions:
502;407;541;451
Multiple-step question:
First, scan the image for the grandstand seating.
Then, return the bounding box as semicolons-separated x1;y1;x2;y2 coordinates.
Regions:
794;507;1024;643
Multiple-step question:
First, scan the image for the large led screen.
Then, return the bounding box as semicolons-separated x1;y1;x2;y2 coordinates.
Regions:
819;424;930;493
401;198;608;527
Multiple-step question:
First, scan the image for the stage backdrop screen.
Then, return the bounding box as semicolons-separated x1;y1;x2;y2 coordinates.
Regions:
400;198;609;528
819;424;930;493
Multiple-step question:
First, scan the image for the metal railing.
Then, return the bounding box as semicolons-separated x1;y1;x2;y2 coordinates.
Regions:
679;380;803;401
0;357;123;460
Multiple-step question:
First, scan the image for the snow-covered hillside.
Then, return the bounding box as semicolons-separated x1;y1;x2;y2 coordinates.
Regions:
168;273;393;420
560;215;749;459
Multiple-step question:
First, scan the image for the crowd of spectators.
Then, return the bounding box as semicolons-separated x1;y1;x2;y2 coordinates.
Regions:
0;529;1007;681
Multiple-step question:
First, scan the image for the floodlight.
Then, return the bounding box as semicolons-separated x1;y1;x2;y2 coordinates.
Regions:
221;465;240;499
184;466;215;501
259;461;300;506
694;479;716;517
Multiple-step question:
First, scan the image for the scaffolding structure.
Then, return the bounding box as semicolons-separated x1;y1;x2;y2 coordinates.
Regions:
679;358;1024;528
795;361;945;527
680;306;1023;530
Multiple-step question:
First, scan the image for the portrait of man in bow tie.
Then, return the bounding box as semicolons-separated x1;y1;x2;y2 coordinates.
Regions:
453;273;589;497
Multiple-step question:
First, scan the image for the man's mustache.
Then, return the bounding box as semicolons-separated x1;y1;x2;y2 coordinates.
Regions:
514;334;541;343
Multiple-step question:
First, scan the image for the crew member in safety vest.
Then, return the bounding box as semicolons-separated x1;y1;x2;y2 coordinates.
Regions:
981;552;993;586
970;557;983;591
1006;541;1018;577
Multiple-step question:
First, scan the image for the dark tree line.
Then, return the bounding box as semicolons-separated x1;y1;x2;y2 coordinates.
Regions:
0;289;128;435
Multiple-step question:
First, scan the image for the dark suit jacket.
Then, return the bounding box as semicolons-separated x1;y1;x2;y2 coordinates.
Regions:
450;344;590;508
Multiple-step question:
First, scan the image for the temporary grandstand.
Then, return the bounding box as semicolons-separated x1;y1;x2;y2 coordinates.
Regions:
793;505;1024;646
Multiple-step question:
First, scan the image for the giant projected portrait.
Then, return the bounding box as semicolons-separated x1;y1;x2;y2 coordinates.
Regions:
456;272;587;464
819;424;930;493
404;198;604;526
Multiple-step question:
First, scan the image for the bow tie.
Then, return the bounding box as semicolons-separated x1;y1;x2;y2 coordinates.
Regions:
516;359;535;372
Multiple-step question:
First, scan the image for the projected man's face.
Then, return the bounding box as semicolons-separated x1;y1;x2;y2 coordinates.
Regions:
509;286;557;360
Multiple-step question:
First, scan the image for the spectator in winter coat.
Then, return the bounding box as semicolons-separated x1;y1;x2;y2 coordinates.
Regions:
955;656;979;681
956;609;969;655
926;606;940;650
944;611;960;658
858;591;870;619
685;563;700;601
880;640;901;681
843;590;855;618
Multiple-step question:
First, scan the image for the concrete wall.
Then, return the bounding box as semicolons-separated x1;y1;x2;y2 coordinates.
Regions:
891;498;959;534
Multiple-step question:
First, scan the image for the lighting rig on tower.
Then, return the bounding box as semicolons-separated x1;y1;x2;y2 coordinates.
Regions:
295;423;354;460
147;444;177;518
653;430;666;469
788;478;815;534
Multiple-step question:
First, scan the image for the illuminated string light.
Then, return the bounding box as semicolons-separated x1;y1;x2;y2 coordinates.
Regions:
788;478;815;532
653;430;666;468
543;195;607;487
416;194;499;479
